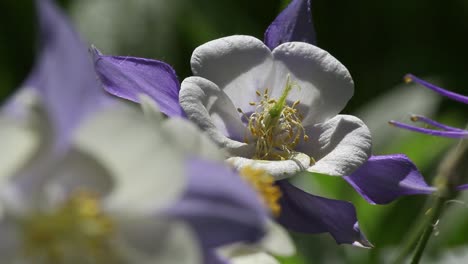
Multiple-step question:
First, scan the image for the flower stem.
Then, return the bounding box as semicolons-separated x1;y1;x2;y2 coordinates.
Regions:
393;138;468;264
410;194;447;264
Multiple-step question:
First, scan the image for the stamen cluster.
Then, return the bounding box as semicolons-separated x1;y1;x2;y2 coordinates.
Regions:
239;76;308;160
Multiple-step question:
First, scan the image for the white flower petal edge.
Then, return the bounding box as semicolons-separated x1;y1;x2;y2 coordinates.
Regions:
42;148;114;208
180;76;255;156
191;35;274;114
140;93;226;161
74;103;186;215
218;221;292;264
258;220;296;257
299;115;372;176
162;118;227;161
0;118;39;186
271;42;354;126
0;89;48;183
227;152;311;181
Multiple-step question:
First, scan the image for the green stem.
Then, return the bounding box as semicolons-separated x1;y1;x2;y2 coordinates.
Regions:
392;199;433;264
410;195;447;264
393;139;467;264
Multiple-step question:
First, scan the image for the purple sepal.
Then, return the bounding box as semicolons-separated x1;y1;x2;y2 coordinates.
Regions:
15;0;110;151
92;47;185;117
168;158;267;249
264;0;316;50
457;184;468;191
276;180;372;248
344;155;436;205
405;74;468;104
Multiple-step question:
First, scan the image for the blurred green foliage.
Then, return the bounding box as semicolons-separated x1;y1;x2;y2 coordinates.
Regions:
1;0;467;263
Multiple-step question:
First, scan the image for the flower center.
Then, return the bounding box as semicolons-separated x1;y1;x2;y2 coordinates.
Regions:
20;191;118;263
239;166;282;216
238;76;308;160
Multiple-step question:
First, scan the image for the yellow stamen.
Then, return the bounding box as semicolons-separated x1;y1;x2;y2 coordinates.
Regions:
21;191;118;263
404;75;413;84
242;76;308;160
240;167;282;217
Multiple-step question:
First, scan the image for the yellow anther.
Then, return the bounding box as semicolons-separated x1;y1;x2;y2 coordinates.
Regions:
240;167;282;217
256;90;262;97
404;75;413;84
292;100;301;108
410;115;419;122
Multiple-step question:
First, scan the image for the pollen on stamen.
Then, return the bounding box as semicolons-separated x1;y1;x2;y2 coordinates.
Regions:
240;166;282;217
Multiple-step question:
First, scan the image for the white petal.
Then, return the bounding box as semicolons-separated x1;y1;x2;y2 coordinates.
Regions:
141;92;227;160
0;117;40;187
272;42;354;126
0;90;56;214
41;148;114;208
0;89;50;184
226;152;311;180
138;93;165;124
298;115;372;176
74;103;186;214
191;35;274;114
229;252;280;264
180;76;254;155
259;220;295;257
218;220;295;260
161;118;226;161
115;216;201;264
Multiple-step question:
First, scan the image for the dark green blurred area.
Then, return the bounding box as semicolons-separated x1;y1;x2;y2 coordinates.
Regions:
1;0;467;263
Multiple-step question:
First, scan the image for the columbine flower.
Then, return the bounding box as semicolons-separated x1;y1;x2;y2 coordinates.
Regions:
0;1;270;263
177;34;372;179
389;74;468;138
92;0;443;249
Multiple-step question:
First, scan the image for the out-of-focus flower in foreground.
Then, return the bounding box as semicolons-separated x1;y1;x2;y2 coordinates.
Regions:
389;74;468;139
0;0;271;263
